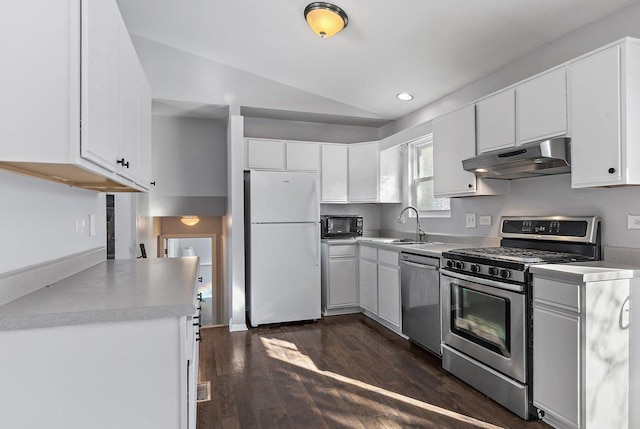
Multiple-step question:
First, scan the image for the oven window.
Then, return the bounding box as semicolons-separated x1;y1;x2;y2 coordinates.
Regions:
451;284;511;357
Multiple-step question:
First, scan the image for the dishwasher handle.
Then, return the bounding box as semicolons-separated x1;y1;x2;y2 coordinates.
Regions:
400;260;438;271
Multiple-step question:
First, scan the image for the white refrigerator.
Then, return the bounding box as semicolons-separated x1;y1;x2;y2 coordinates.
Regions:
245;170;321;327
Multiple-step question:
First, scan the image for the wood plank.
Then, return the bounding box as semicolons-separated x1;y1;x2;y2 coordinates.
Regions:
197;314;551;428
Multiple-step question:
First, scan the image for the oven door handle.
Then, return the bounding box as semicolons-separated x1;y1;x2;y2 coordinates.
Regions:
440;268;524;293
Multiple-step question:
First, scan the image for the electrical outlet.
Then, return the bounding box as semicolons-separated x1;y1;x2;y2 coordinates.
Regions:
75;218;85;234
465;213;477;228
89;214;96;236
479;215;492;226
628;214;640;229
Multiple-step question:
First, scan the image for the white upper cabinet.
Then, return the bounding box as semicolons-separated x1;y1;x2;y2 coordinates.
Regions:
476;89;516;153
286;142;320;171
245;139;286;170
570;39;640;188
321;144;348;203
348;142;379;202
379;146;402;203
433;105;510;197
517;68;568;144
0;0;151;192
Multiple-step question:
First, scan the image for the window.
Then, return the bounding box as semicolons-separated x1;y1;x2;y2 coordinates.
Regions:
408;135;450;215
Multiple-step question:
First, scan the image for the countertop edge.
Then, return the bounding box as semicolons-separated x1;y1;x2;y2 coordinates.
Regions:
531;261;640;283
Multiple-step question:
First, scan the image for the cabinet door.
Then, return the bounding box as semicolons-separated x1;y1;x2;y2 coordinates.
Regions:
137;64;152;188
476;89;516;153
328;258;358;307
116;23;139;183
246;139;286;170
348;142;378;202
286;142;320;171
379;146;402;203
377;264;400;328
321;144;348;202
570;46;622;187
81;0;121;171
359;258;378;314
533;305;581;429
518;68;567;144
433;105;478;196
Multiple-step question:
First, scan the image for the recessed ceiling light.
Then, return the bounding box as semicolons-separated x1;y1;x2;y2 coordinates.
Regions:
396;93;413;101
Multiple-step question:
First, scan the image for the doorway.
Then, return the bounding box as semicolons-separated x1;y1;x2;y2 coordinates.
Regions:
159;234;220;326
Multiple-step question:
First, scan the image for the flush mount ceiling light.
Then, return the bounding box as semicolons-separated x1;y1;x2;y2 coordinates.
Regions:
396;93;414;101
304;2;348;38
181;216;200;226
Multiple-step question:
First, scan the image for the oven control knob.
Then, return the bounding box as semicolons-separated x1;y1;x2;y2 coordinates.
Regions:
470;264;480;273
455;261;465;270
488;267;499;276
500;269;511;279
446;260;454;268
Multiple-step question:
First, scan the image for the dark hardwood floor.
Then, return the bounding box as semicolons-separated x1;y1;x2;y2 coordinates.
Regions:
197;314;550;429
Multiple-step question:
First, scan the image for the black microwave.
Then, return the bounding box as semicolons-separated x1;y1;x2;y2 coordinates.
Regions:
320;215;363;238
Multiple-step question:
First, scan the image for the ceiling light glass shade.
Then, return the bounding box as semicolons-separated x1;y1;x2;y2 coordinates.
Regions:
304;2;348;38
181;216;200;226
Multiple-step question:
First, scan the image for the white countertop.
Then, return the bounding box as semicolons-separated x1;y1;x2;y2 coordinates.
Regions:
531;260;640;283
355;237;477;258
0;257;200;330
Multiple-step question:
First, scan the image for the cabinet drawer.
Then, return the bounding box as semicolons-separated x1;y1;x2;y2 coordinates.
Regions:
329;244;356;258
534;277;580;313
359;245;377;261
377;249;399;267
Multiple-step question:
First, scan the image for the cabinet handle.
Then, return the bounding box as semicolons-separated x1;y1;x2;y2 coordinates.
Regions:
198;276;203;283
150;181;156;186
608;167;616;174
197;292;203;301
117;158;130;168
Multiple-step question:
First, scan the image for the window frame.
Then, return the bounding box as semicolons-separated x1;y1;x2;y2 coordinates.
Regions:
406;134;451;218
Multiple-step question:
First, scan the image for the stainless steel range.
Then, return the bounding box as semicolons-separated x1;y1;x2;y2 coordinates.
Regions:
440;216;601;420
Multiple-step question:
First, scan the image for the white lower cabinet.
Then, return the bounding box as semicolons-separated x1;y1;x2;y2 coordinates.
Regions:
0;316;199;429
359;245;378;314
358;244;401;333
377;250;401;329
532;275;630;429
321;242;359;315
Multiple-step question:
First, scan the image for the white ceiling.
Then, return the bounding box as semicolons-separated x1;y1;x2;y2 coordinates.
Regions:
117;0;637;124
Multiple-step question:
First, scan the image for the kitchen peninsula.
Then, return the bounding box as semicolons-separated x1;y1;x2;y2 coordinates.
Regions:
0;255;200;429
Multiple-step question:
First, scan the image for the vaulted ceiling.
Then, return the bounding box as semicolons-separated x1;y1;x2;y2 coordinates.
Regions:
117;0;637;124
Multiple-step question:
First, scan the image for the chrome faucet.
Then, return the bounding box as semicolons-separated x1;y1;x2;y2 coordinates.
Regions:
397;206;426;242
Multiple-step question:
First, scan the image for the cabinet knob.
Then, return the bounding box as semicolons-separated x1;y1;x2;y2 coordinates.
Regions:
150;181;156;186
608;167;616;174
468;184;473;188
117;158;130;168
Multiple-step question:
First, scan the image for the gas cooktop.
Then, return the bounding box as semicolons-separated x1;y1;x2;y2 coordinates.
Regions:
445;246;592;264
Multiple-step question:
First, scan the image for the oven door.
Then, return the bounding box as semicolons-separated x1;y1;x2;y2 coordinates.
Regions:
441;269;526;383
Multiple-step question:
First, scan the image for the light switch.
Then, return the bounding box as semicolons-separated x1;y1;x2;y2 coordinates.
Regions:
627;214;640;230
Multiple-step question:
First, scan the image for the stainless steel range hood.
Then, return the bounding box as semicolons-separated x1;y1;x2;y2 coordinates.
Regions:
462;137;571;180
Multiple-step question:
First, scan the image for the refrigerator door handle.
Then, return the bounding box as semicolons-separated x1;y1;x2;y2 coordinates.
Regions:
315;222;320;265
313;178;320;219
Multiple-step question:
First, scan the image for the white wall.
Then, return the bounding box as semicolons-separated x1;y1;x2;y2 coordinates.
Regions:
245;117;380;144
149;115;227;216
383;173;640;249
0;170;106;274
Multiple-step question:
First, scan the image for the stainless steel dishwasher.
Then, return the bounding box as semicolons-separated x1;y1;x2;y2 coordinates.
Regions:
399;252;441;356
